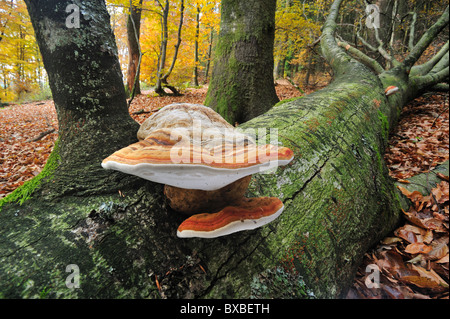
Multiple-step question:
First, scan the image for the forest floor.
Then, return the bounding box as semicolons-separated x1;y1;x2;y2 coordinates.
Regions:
0;81;448;299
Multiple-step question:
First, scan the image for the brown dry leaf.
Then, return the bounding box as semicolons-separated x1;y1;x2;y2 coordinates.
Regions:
437;173;449;182
426;236;449;261
436;254;449;263
403;209;447;232
404;242;432;255
377;250;407;277
423;230;434;244
381;237;403;245
397;186;424;203
421;218;447;233
395;227;420;244
409;264;449;290
432;186;445;204
385;93;449;180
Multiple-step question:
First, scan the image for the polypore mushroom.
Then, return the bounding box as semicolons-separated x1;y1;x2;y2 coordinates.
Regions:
384;86;399;96
102;103;294;238
177;197;284;238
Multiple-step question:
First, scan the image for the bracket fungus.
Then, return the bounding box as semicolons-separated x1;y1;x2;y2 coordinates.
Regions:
384;86;399;96
102;103;294;238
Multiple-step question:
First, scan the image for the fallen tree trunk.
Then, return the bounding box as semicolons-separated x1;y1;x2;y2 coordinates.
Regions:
0;0;447;299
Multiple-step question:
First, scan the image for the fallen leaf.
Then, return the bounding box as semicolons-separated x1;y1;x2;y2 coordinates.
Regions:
405;243;432;255
395;228;419;244
397;186;424;203
437;172;449;182
381;237;403;245
377;250;407;277
409;264;449;290
423;230;434;244
436;254;449;263
426;236;449;261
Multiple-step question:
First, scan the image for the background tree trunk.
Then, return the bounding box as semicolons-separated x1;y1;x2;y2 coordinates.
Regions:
203;28;214;83
205;0;279;124
192;4;200;87
155;0;184;96
126;0;143;96
0;0;447;300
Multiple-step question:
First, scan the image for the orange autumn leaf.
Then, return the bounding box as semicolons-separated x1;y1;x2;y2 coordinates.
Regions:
436;172;449;182
404;242;432;254
397;186;424;202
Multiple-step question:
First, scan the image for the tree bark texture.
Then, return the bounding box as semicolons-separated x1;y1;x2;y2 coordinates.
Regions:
0;0;448;299
205;0;279;125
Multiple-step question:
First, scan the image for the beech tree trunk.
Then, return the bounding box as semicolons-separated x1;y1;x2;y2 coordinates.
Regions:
126;0;143;96
0;0;448;299
205;0;279;124
14;0;140;199
192;5;200;87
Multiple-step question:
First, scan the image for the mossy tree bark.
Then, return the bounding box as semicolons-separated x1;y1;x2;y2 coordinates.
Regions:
0;0;448;299
205;0;279;125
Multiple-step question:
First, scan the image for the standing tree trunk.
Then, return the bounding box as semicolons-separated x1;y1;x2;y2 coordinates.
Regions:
205;0;279;125
16;0;139;199
126;0;143;96
155;0;184;96
0;0;448;300
192;4;200;87
204;28;214;83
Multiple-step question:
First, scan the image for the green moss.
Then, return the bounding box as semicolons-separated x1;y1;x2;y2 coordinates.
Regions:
0;139;61;210
375;148;384;172
377;110;389;141
273;96;303;107
250;267;315;299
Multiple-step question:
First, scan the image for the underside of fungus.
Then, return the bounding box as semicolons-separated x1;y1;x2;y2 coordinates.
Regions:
102;103;294;238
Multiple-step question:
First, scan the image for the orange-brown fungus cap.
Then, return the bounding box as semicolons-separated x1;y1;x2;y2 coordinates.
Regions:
176;197;284;238
102;103;294;190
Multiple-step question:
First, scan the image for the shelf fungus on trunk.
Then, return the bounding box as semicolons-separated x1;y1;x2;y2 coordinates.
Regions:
102;103;294;238
384;85;399;96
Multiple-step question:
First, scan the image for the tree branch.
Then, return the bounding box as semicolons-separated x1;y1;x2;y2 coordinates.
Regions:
407;11;417;52
336;38;384;74
372;25;400;67
402;6;449;71
430;83;449;92
321;0;354;76
410;41;449;76
429;51;449;74
411;64;449;91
